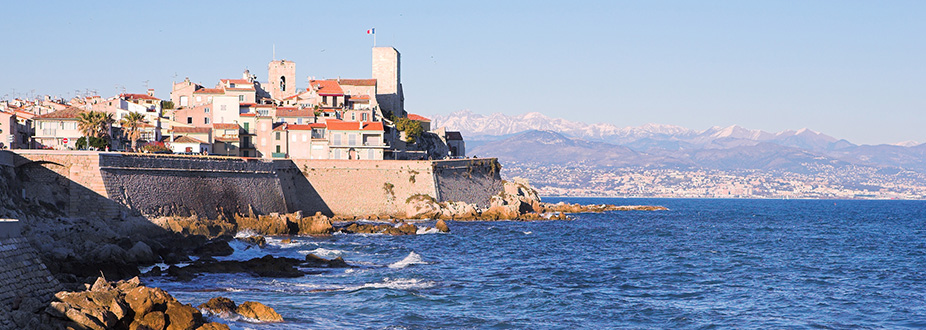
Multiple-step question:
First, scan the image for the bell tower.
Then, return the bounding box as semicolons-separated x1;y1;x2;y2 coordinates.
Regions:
268;59;296;101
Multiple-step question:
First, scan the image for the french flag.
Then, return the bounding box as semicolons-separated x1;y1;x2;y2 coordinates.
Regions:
366;28;375;35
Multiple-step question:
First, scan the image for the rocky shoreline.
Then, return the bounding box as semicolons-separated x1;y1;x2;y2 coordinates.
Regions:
2;173;666;329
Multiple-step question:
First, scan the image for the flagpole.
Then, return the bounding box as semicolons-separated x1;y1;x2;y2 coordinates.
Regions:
373;30;376;47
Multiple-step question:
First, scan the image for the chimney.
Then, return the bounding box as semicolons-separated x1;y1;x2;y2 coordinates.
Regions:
147;89;155;97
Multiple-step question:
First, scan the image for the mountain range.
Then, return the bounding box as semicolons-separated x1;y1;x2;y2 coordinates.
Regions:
429;110;926;173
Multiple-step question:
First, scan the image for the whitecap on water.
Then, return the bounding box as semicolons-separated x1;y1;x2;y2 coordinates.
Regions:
416;227;441;235
299;247;345;258
233;229;260;239
388;251;428;269
343;278;436;291
523;231;533;235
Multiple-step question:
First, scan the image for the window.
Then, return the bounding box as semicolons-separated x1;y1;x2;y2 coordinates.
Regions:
348;133;356;146
362;113;369;121
322;95;327;105
351;113;355;121
276;145;281;153
275;132;280;140
332;133;341;145
205;117;210;124
220;105;226;111
180;96;188;107
187;117;193;124
297;118;303;124
368;149;374;160
205;107;210;113
239;95;245;102
243;122;250;132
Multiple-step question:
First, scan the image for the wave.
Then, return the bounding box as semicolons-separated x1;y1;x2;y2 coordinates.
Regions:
416;227;441;234
388;251;428;269
299;247;345;258
343;278;436;291
233;229;260;239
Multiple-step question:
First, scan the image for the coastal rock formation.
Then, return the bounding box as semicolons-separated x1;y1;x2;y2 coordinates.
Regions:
198;297;283;323
46;277;228;330
165;253;352;280
435;219;450;233
401;178;665;221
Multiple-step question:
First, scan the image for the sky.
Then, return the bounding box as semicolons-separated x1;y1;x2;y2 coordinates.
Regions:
1;1;924;145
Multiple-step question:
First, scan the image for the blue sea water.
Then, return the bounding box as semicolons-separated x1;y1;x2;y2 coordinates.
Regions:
145;198;926;329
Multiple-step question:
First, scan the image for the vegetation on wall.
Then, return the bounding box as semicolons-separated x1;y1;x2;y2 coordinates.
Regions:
390;115;423;144
76;136;110;150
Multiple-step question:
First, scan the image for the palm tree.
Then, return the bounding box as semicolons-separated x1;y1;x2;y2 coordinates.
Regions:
77;111;100;138
120;112;148;152
97;112;115;139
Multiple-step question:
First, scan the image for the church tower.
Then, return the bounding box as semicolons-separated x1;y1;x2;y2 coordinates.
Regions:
268;59;296;101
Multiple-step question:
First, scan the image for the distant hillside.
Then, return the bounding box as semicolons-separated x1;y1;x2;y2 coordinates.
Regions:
434;110;926;173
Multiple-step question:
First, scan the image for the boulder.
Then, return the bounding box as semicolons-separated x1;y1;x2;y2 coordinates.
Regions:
236;301;283;322
125;286;172;317
239;235;267;248
193;240;234;257
196;323;231;330
405;195;441;219
435;219;450;233
197;297;237;317
164;301;203;330
297;213;334;235
132;311;166;330
384;223;418;235
127;242;157;264
304;254;349;268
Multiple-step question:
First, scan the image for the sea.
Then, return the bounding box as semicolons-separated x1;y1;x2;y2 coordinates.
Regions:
144;198;926;329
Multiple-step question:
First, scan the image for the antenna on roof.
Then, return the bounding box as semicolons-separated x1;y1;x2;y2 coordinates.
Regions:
143;80;150;91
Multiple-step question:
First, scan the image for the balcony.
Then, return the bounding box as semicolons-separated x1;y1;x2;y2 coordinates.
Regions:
271;152;287;159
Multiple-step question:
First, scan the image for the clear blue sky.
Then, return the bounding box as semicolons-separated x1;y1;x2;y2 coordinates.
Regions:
1;1;923;145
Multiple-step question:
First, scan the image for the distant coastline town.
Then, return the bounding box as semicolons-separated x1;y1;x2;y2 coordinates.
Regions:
0;47;465;161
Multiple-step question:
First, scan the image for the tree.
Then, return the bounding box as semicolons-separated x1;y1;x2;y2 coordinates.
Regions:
77;111;115;140
395;117;423;144
120;112;148;152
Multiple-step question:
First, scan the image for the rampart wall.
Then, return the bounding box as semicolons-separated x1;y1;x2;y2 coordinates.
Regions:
0;219;61;329
8;150;502;219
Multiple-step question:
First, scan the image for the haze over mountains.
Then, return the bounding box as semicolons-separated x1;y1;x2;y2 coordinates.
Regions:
430;110;926;174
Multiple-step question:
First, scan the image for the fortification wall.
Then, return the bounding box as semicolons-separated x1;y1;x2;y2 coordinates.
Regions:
288;159;439;217
0;220;61;329
97;154;287;219
10;151;503;219
433;158;503;209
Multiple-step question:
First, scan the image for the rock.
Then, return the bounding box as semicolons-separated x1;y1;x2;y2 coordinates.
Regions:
280;238;292;244
304;254;349;268
91;277;113;292
435;219;450;232
65;307;107;330
239;235;267;248
132;311;166;330
92;243;128;263
127;242;157;264
236;301;283;322
196;323;231;330
193;240;234;257
384;223;418;235
125;286;172;317
297;212;333;235
117;276;142;292
405;195;441;219
164;301;203;330
198;297;237;317
234;214;290;235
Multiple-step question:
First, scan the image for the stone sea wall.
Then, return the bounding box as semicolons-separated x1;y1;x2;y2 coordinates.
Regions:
7;151;503;219
0;220;61;329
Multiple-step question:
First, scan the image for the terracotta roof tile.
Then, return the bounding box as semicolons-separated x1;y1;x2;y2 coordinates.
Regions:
407;114;431;122
34;107;86;119
212;123;240;130
275;108;314;118
170;126;212;134
173;135;206;144
309;79;343;96
120;93;160;101
326;119;384;131
193;88;224;94
338;79;376;86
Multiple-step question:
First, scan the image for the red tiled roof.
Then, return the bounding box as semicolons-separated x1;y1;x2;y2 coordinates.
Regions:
173;136;206;144
215;137;239;142
275;108;314;118
170;127;212;134
212;123;240;130
193;88;224;94
407;114;431;122
309;79;343;96
34;107;86;120
338;79;376;86
120;93;160;101
225;87;255;91
326;119;384;131
220;79;251;84
349;95;371;100
240;113;256;117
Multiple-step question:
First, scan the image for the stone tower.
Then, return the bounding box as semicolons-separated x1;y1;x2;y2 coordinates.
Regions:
372;47;405;117
268;59;296;101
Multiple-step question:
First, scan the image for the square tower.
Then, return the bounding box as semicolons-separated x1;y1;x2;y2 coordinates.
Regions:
372;47;405;117
268;60;296;101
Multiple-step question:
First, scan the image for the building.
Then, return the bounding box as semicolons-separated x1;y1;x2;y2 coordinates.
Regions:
33;107;86;150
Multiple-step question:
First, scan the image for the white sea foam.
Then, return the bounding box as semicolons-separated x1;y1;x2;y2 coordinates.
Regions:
388;251;428;269
306;247;345;258
523;231;533;235
343;278;436;291
416;227;441;234
234;229;260;239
